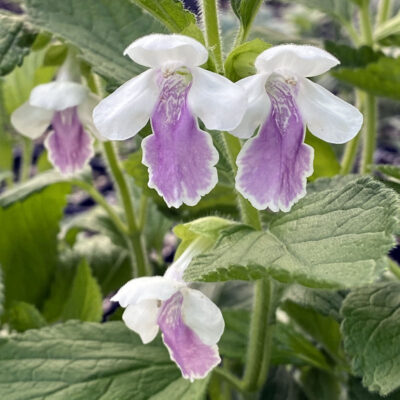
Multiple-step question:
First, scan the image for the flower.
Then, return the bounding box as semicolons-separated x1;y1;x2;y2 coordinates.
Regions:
111;238;224;381
229;44;363;212
93;34;246;208
11;51;99;175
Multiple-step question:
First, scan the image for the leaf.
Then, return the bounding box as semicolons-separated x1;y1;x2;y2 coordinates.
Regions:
282;302;344;363
0;13;36;77
8;302;46;332
230;0;264;38
332;56;400;101
25;0;166;85
283;284;345;321
259;367;308;400
61;259;103;322
375;164;400;181
2;47;55;114
131;0;200;35
225;39;270;81
300;368;341;400
43;235;131;322
341;282;400;396
0;181;70;309
184;177;400;289
0;321;209;399
348;378;400;400
324;42;383;68
305;131;340;181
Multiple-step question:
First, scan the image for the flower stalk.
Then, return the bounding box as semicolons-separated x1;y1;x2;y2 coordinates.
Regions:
200;0;224;73
102;141;150;277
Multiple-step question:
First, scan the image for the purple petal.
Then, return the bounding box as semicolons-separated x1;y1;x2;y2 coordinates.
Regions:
158;291;221;381
142;73;218;208
45;107;94;175
236;76;314;212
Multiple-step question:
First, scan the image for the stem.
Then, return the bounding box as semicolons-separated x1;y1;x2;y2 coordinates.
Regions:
389;259;400;280
242;278;271;391
70;179;129;236
21;138;32;182
200;0;224;73
360;94;377;174
377;0;393;26
213;368;244;393
360;0;374;47
340;91;364;174
102;141;150;277
359;0;377;175
138;194;148;231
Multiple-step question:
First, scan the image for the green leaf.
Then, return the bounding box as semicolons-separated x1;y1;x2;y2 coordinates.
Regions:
341;282;400;396
230;0;264;41
0;321;209;399
184;177;400;289
282;302;344;362
225;39;270;81
25;0;166;85
131;0;201;35
324;42;383;68
348;378;400;400
272;323;331;371
61;259;103;322
305;131;340;181
0;181;70;309
375;164;400;181
8;302;46;332
332;57;400;101
0;13;36;77
2;48;55;114
300;368;341;400
283;285;345;321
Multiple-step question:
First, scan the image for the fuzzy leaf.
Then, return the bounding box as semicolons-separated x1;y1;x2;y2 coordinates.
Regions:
8;302;46;332
0;321;209;399
184;177;400;289
0;13;36;77
25;0;166;85
341;282;400;396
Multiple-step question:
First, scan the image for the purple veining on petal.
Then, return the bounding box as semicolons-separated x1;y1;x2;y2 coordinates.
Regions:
45;107;94;175
236;74;314;212
142;72;218;208
158;291;221;381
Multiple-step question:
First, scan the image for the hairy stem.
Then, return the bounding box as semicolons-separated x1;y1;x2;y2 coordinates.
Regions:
200;0;224;73
103;141;150;277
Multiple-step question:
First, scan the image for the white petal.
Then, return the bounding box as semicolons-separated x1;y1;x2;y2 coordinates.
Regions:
188;67;247;131
111;276;184;308
255;44;339;78
122;301;159;344
229;74;271;139
77;93;107;141
10;102;53;139
93;69;159;141
124;34;208;68
297;78;363;144
181;288;224;346
30;82;88;111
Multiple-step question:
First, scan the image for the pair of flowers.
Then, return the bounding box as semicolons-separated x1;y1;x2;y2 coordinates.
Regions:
12;34;362;213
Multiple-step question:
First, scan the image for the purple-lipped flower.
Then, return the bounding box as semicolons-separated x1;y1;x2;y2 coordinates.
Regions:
229;45;363;212
111;238;224;381
11;51;99;175
93;34;246;208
